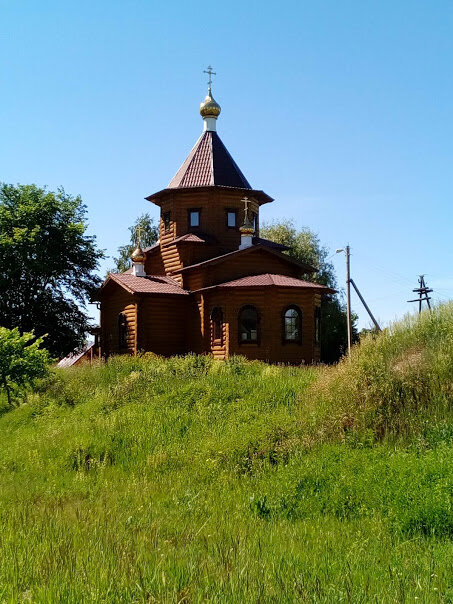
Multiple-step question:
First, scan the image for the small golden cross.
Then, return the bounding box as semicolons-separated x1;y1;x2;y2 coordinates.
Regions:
242;197;250;220
203;65;216;88
135;225;144;246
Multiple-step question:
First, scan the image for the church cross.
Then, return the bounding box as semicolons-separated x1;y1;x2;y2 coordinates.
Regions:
203;65;216;88
135;225;144;246
242;197;250;221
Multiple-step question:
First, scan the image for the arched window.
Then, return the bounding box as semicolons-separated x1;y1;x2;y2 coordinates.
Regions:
238;305;260;343
210;307;223;344
118;313;128;349
282;306;302;343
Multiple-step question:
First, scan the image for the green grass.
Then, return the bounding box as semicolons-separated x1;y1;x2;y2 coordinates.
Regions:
0;304;452;602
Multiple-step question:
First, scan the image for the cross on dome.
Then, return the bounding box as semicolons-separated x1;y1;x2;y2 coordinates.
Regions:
135;225;144;246
203;65;216;91
200;65;221;130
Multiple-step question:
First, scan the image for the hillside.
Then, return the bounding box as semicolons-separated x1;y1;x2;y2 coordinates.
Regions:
0;304;452;602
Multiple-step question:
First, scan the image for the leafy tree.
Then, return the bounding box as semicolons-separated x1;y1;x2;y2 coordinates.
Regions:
0;184;104;358
260;219;358;362
0;327;51;407
113;213;158;272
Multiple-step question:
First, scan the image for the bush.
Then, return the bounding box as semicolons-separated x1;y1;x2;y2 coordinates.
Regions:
308;303;453;440
0;327;51;407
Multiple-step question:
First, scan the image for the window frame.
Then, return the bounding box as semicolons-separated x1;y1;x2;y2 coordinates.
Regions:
163;211;171;234
282;305;302;345
251;211;258;234
118;313;128;349
188;208;201;229
314;306;321;345
210;307;223;345
238;304;260;345
225;209;237;229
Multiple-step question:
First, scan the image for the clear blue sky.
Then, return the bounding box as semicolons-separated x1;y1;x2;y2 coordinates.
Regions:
1;0;452;329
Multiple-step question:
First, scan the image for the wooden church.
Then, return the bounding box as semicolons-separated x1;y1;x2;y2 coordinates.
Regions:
99;74;334;364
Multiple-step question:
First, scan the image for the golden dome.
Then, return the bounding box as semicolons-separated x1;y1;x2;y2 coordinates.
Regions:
200;88;221;118
131;244;145;263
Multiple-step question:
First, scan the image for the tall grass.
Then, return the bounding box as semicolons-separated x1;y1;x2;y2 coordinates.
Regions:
0;304;452;602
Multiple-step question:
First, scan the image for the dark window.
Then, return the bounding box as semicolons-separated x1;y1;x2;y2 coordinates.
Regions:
163;212;171;233
118;313;128;349
210;307;223;343
226;210;237;228
283;306;302;343
189;209;200;228
252;211;258;232
238;305;260;343
314;306;321;345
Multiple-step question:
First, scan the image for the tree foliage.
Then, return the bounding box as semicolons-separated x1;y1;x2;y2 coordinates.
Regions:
0;327;51;407
260;219;358;362
113;213;158;273
0;183;104;358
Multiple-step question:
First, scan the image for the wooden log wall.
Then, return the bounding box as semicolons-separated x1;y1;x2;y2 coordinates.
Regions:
202;288;321;364
181;250;303;292
154;189;261;274
101;288;136;356
138;296;187;356
144;248;165;275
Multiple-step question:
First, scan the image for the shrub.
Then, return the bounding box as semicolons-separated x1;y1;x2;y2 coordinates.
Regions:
0;327;51;407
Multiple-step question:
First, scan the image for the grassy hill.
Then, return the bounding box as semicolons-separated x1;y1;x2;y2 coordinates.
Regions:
0;304;452;602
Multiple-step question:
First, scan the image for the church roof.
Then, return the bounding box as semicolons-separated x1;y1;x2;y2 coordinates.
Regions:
168;131;251;190
172;243;316;275
163;232;217;247
196;273;336;293
57;343;95;367
105;273;189;296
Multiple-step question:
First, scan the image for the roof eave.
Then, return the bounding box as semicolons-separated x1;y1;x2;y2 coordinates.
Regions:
145;185;274;206
171;244;317;275
193;283;337;294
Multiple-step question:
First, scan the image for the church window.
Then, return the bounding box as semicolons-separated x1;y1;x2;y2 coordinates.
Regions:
226;210;237;228
210;307;223;343
314;306;321;345
189;209;200;228
118;313;128;349
163;212;171;233
238;305;260;343
252;211;258;232
283;306;302;343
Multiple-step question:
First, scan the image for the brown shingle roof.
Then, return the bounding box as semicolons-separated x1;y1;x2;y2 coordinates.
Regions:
196;273;336;293
168;131;251;189
106;273;189;295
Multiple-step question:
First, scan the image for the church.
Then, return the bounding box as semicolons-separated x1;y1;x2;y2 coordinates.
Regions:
99;73;334;364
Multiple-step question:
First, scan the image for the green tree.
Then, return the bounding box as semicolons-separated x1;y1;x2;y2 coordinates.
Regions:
113;213;158;273
260;219;358;363
0;184;104;358
0;327;51;407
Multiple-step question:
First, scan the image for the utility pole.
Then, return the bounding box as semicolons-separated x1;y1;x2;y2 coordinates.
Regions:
336;245;381;358
407;275;432;313
345;245;352;357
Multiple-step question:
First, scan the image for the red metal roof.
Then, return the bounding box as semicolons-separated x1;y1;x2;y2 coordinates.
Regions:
106;273;189;295
163;232;217;247
168;131;251;189
57;343;95;368
172;243;316;274
252;237;289;251
196;273;336;293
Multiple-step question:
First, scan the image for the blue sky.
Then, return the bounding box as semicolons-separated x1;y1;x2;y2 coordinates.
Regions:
1;0;452;329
